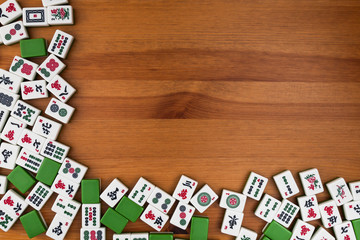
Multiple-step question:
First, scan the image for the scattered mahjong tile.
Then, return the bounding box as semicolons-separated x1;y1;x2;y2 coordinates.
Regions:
343;200;360;221
15;148;45;173
51;194;81;220
7;166;36;194
273;170;300;199
80;227;106;240
0;107;10;132
147;186;176;214
290;219;315;240
0;175;7;194
22;8;48;27
0;202;18;232
172;175;198;204
1;189;28;217
11;100;41;126
352;219;360;240
82;203;101;228
100;178;128;208
115;196;143;223
47;75;76;103
140;204;169;232
131;233;149;240
235;227;258;240
219;189;247;213
0;89;20;111
46;213;72;240
42;0;69;7
47;5;74;25
20;38;47;58
297;195;321;222
311;227;335;240
0;20;28;45
48;29;74;59
254;194;281;223
45;97;75;124
113;233;131;240
100;208;128;234
190;184;218;213
128;177;155;206
51;174;79;199
0;69;23;93
36;157;61;186
17;129;46;153
259;235;271;240
299;168;324;196
242;172;268;201
169;202;195;230
0;116;26;144
221;209;244;236
20;210;47;238
9;56;38;80
326;177;353;206
334;221;357;240
189;216;209;240
81;179;100;204
274;199;300;228
262;220;292;240
59;158;88;183
37;54;66;82
0;0;22;25
32;115;62;140
21;80;48;100
40;138;70;163
319;200;343;228
25;181;53;210
149;233;173;240
0;142;20;170
349;181;360;201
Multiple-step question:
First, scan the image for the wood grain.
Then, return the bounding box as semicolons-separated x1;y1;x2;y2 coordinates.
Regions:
1;0;360;239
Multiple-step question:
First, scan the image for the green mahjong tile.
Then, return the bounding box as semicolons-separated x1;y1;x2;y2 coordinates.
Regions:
352;219;360;240
115;196;143;222
36;158;61;186
259;236;272;240
81;179;100;203
263;220;292;240
100;208;128;234
190;216;209;240
149;233;173;240
7;166;36;193
20;38;47;58
20;210;47;238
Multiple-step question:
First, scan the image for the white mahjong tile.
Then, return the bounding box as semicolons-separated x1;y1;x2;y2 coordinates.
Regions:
9;56;38;80
311;227;335;240
326;178;353;206
0;175;7;194
333;221;356;240
37;54;66;82
0;202;17;232
128;177;155;206
45;98;75;124
58;158;88;183
47;75;76;103
32;115;62;140
242;171;268;201
1;189;28;217
290;219;315;240
170;202;195;230
0;107;9;132
140;204;169;231
319;200;342;228
23;7;48;27
11;100;41;126
130;233;149;240
0;0;22;25
219;189;247;213
0;142;20;170
82;203;101;228
343;201;360;220
17;129;46;153
21;80;48;100
235;227;258;240
47;5;74;25
190;184;218;213
254;194;281;223
25;181;53;210
221;209;244;236
100;178;128;208
0;20;28;45
299;168;324;196
41;138;70;163
48;30;74;59
172;175;198;204
147;187;176;214
15;148;44;173
0;35;2;44
274;199;300;228
46;214;72;240
297;195;321;222
349;181;360;201
0;69;23;93
42;0;68;7
273;170;300;199
0;89;20;111
80;227;106;240
113;233;131;240
51;194;81;220
51;174;79;199
0;117;26;144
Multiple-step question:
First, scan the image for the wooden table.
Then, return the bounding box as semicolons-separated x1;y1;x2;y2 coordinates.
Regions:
1;0;360;239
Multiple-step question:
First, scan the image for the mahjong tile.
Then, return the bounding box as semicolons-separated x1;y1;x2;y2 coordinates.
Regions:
0;0;22;25
130;233;149;240
51;174;79;199
9;56;38;80
0;175;7;194
113;233;131;240
274;199;299;228
40;138;70;163
128;177;155;206
23;7;48;27
45;98;75;124
51;194;81;220
0;89;20;111
47;75;76;103
100;178;128;208
319;200;343;228
82;203;101;228
15;148;44;173
47;5;74;25
80;227;106;240
147;187;176;214
11;100;41;126
349;181;360;201
343;201;360;220
254;194;281;223
42;0;68;7
0;20;28;45
46;214;72;240
219;189;247;213
140;204;169;231
0;142;20;170
326;178;353;206
273;170;300;199
0;69;23;93
169;202;195;230
17;129;45;153
172;175;198;204
37;54;66;82
297;195;321;222
21;80;48;100
190;184;218;213
235;227;258;240
48;30;74;59
221;209;244;236
311;227;335;240
333;221;356;240
58;158;87;184
0;107;9;132
1;189;28;217
299;168;324;196
25;182;53;210
242;171;268;201
32;115;62;140
0;117;27;144
0;202;17;232
290;219;315;240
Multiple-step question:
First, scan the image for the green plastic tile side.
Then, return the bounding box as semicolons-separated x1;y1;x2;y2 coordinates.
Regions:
7;166;36;193
149;233;174;240
263;220;292;240
100;208;128;234
115;196;143;222
81;179;100;203
259;236;272;240
352;219;360;240
20;210;47;238
36;158;61;186
190;216;209;240
20;38;47;58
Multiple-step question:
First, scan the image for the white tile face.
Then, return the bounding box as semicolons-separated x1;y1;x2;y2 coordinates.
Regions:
113;233;131;240
82;204;101;228
297;195;321;222
170;202;195;230
343;201;360;221
37;55;66;82
0;142;20;170
42;0;68;7
21;80;48;100
319;200;343;228
25;182;53;210
147;187;176;214
274;199;300;228
172;175;198;204
0;89;19;111
221;209;244;236
17;129;46;153
0;107;9;132
100;178;128;208
46;214;72;240
9;56;38;81
140;204;169;231
1;117;26;144
47;75;76;103
1;189;28;217
130;233;149;240
48;30;74;59
299;168;324;196
349;181;360;201
290;219;315;240
51;194;81;220
128;177;155;206
219;189;247;213
311;227;335;240
11;100;41;126
0;202;17;232
40;139;70;163
273;170;300;199
242;172;268;201
47;5;74;25
254;194;281;223
15;148;44;173
0;175;7;194
23;7;48;27
45;98;75;124
51;175;79;199
0;0;22;25
0;20;28;45
190;184;218;213
0;69;23;93
80;228;106;240
32;115;62;140
58;158;87;184
326;178;353;206
235;227;258;240
333;221;356;240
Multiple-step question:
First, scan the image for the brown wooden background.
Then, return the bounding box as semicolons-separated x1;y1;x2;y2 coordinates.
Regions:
1;0;360;239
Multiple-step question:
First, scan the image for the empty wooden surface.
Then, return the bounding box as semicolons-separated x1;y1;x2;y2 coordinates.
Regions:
1;0;360;239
